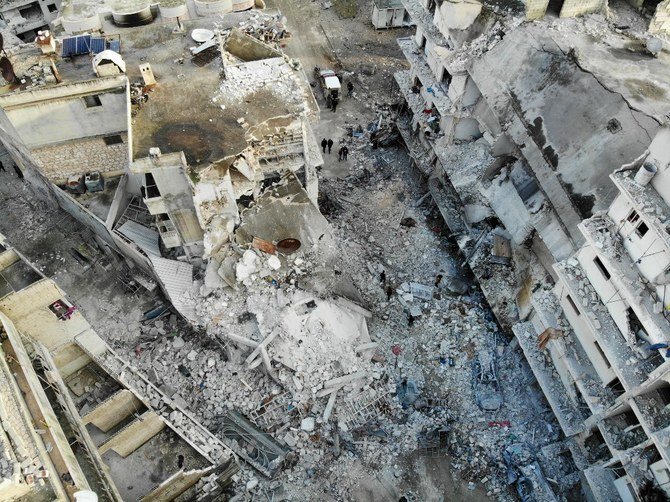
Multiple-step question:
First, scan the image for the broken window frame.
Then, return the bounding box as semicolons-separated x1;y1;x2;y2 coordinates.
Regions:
103;135;123;146
565;294;580;317
593;256;611;281
83;94;103;108
144;172;161;199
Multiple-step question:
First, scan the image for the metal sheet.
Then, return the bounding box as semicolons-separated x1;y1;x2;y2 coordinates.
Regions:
148;255;196;321
117;221;160;257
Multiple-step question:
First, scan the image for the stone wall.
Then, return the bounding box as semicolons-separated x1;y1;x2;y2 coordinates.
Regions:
650;0;670;34
524;0;549;19
524;0;607;19
31;135;128;182
560;0;607;17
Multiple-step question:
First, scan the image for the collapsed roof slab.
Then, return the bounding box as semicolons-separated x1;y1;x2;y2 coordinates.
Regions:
469;24;669;226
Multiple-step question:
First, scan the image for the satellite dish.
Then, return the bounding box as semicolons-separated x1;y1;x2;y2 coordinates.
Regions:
191;29;214;43
0;57;15;83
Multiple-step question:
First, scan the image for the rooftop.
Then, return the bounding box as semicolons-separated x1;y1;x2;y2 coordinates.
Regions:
124;17;317;169
468;21;670;218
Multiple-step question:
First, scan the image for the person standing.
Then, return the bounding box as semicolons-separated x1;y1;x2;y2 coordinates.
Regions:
342;145;349;160
332;99;338;113
321;138;327;153
347;81;354;97
327;139;333;154
338;146;344;162
13;164;23;180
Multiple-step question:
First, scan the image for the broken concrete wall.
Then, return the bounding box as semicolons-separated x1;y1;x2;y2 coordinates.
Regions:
224;27;283;61
132;153;205;254
559;0;608;17
523;0;606;19
0;116;57;208
481;174;534;245
469;27;660;241
650;1;670;38
434;0;497;48
31;133;129;182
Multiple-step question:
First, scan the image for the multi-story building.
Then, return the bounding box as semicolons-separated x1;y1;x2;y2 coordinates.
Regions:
517;128;670;501
0;13;321;320
394;0;670;499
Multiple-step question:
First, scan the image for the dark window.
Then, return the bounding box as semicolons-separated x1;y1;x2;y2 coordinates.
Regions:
83;95;102;108
607;377;625;398
441;68;452;87
594;341;611;368
658;385;670;406
103;135;123;146
594;256;611;280
627;210;640;224
636;221;649;238
145;172;160;198
420;35;426;51
427;0;436;15
47;3;58;12
566;294;580;316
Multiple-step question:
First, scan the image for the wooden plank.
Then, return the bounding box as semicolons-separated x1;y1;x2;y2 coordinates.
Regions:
81;389;143;433
98;411;165;457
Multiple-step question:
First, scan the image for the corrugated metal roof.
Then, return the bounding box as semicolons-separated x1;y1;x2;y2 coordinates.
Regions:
117;221;161;257
149;256;196;321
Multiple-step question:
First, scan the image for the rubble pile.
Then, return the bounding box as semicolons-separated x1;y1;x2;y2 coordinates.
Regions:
99;125;566;499
236;13;290;46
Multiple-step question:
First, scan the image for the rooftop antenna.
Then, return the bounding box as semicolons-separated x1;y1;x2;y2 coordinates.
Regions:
0;57;16;84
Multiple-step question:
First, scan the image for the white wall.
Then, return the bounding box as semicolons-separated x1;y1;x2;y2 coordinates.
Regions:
6;87;127;147
556;284;618;385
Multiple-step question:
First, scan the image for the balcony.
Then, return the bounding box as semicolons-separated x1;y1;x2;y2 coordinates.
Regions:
554;260;648;389
394;69;429;117
399;0;448;47
531;290;617;416
583;466;629;502
611;170;670;251
397;37;452;115
427;174;467;235
513;322;586;436
580;214;670;344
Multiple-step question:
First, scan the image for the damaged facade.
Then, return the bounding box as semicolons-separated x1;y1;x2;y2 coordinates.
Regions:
0;9;317;321
0;234;237;501
395;0;670;499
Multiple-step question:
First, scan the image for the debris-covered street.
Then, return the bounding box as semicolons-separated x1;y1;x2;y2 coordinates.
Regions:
0;0;669;500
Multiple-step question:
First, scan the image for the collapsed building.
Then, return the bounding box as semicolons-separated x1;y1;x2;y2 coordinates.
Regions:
0;9;317;320
0;233;237;501
0;0;62;43
394;0;670;499
520;0;670;33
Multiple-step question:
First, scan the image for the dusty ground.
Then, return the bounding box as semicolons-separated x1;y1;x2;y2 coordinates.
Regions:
0;4;564;501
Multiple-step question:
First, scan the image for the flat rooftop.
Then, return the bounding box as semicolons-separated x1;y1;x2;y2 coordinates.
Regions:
122;16;317;169
469;20;670;218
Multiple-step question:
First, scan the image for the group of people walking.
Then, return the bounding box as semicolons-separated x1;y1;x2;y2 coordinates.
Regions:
321;138;348;161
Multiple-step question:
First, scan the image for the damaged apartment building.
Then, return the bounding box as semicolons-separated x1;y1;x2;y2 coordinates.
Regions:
0;234;238;500
394;0;670;499
0;8;322;321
